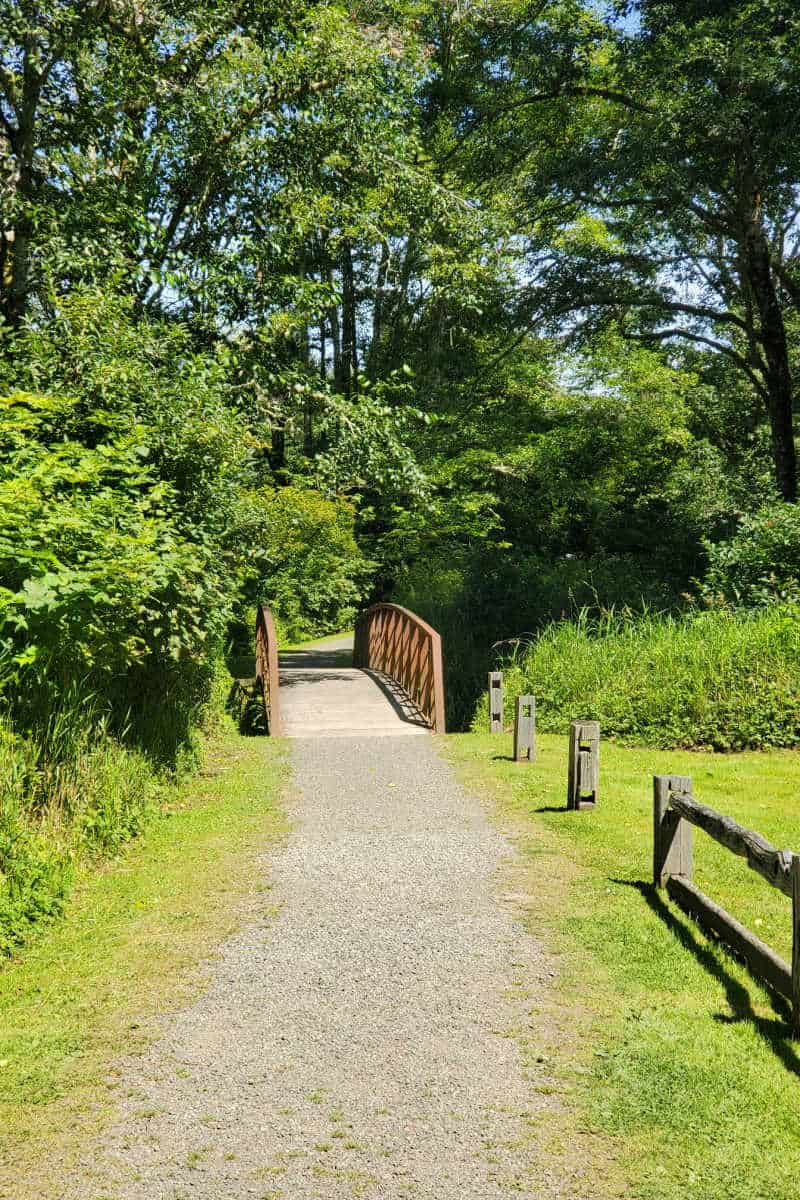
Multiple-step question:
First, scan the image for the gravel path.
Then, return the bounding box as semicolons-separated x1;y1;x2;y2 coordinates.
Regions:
76;736;565;1199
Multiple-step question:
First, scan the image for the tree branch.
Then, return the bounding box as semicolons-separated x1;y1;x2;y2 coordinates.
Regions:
631;327;767;395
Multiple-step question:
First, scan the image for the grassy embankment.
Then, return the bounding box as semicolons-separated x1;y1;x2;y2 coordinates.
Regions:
475;605;800;751
447;731;800;1200
0;727;287;1199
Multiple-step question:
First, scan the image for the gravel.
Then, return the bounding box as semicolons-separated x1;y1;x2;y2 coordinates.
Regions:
74;736;567;1199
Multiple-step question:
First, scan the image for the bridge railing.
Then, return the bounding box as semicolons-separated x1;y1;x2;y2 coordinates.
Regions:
255;604;282;735
353;603;445;733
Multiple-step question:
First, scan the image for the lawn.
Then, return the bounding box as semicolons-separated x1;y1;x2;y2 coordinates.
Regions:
0;726;287;1200
446;731;800;1200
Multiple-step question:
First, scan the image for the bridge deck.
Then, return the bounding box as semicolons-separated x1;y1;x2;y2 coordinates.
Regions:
279;635;430;738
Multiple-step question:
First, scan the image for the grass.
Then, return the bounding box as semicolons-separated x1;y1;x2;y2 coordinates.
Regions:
0;724;287;1199
279;628;352;652
475;605;800;750
446;731;800;1200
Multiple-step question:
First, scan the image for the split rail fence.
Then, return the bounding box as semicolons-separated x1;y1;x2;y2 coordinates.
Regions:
653;775;800;1034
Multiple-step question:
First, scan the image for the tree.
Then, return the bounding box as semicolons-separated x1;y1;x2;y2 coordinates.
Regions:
430;0;800;500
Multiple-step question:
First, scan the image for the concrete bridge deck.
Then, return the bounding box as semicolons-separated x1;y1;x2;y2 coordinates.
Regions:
278;635;430;739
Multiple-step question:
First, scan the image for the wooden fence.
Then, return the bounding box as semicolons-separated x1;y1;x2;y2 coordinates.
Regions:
653;775;800;1034
353;603;445;733
255;604;282;736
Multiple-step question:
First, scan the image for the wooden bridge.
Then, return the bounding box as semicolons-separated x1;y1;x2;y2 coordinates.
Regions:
255;603;446;738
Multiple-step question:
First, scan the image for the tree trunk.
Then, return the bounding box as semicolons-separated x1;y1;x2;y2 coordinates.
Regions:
3;48;40;328
745;227;797;501
735;141;797;502
340;240;358;396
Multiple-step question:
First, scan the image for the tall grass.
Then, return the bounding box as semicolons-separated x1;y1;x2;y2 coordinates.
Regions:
0;691;174;956
474;604;800;750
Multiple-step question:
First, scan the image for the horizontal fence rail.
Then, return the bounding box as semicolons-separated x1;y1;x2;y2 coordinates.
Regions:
653;775;800;1033
353;603;445;733
255;604;282;736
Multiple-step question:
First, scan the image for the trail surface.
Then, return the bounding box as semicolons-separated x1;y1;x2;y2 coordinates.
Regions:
76;735;565;1199
278;635;429;738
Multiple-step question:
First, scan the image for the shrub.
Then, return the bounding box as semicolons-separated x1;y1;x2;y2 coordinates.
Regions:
0;392;229;766
474;605;800;751
701;503;800;607
395;546;678;730
0;711;156;955
229;486;372;644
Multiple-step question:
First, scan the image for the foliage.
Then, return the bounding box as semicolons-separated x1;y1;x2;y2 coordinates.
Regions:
229;486;371;644
0;386;230;763
397;546;672;730
701;504;800;608
478;605;800;751
0;711;156;956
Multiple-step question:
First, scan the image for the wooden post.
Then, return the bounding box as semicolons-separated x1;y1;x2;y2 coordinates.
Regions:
792;855;800;1037
567;720;599;809
653;775;693;888
488;671;503;733
513;695;536;762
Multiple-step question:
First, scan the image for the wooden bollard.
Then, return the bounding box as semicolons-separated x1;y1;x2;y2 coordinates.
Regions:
652;775;693;887
792;856;800;1037
513;695;536;762
488;671;503;733
567;720;599;809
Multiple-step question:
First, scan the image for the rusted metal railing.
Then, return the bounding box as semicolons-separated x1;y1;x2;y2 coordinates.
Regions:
255;604;282;735
353;603;445;733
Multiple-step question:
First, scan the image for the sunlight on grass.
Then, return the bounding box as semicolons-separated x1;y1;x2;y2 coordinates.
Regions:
0;727;287;1198
447;732;800;1200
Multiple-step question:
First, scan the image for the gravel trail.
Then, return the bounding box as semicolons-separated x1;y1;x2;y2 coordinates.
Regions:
76;736;564;1199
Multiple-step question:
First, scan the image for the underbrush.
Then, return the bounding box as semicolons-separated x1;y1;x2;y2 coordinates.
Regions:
0;707;162;956
474;604;800;750
394;548;675;730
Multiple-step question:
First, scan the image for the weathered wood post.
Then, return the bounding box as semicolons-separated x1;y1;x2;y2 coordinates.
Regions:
792;855;800;1037
652;775;693;888
567;720;599;809
488;671;503;733
513;696;536;762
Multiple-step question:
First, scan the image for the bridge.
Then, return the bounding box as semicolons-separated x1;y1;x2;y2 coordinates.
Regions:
255;603;445;738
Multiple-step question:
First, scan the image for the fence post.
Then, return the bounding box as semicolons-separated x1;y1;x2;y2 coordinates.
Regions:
513;696;536;762
792;855;800;1038
488;671;504;733
567;720;599;809
653;775;693;888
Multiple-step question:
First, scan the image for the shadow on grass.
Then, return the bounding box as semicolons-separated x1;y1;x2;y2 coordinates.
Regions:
534;804;569;813
614;878;800;1078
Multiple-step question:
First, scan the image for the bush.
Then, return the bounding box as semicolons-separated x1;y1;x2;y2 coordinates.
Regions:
0;711;157;955
701;503;800;607
0;391;229;766
229;486;372;644
474;605;800;751
395;547;678;730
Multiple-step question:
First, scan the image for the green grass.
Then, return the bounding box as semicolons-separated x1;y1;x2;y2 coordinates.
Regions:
279;628;353;652
475;605;800;750
446;731;800;1200
0;725;287;1199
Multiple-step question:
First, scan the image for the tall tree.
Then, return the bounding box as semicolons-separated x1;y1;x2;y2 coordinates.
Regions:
430;0;800;500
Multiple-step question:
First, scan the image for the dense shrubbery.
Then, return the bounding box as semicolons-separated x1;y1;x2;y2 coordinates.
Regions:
230;486;371;645
396;547;675;730
701;504;800;607
476;606;800;751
